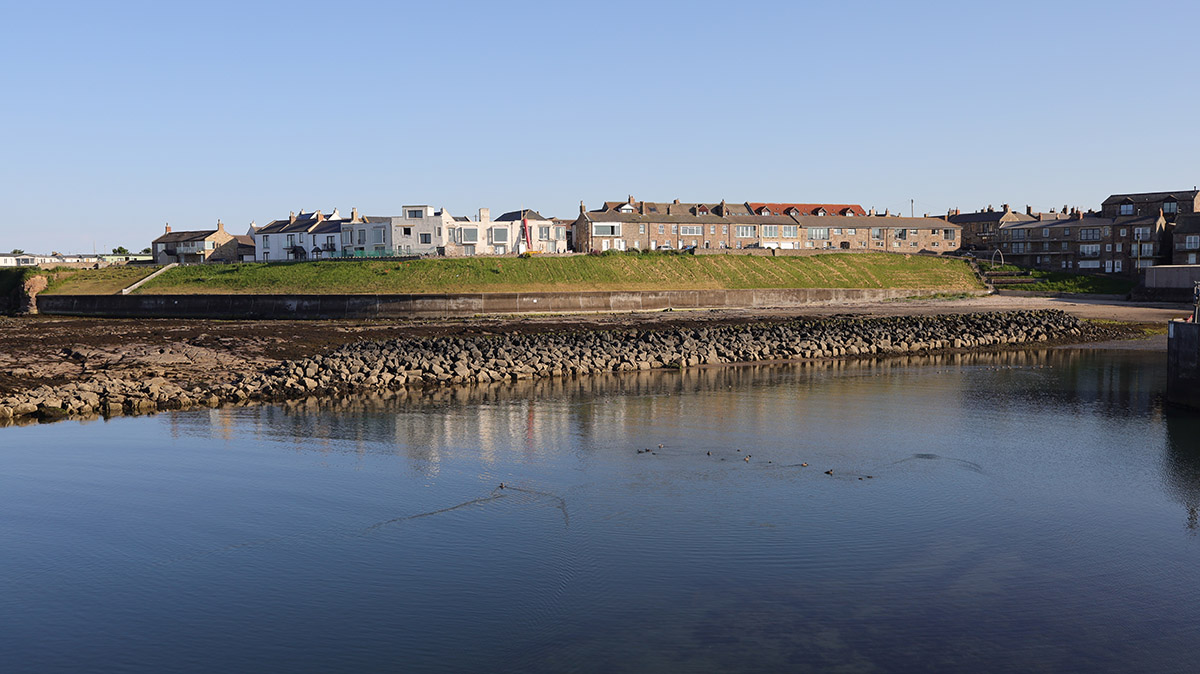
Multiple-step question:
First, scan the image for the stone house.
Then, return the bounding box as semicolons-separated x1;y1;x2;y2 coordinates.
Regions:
573;197;958;254
1171;214;1200;265
997;212;1168;275
151;221;236;264
1101;190;1200;222
944;204;1036;251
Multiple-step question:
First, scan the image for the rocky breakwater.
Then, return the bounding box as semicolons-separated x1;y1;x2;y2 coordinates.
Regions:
0;310;1108;426
239;309;1094;400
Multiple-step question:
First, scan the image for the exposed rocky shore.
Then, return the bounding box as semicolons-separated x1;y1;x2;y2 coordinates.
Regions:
0;310;1128;426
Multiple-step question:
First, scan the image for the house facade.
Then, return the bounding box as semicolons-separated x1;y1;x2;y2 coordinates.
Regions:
1171;214;1200;265
573;197;957;254
152;221;236;264
945;204;1035;250
494;209;567;254
444;208;523;256
1101;190;1200;222
256;209;360;261
996;213;1168;274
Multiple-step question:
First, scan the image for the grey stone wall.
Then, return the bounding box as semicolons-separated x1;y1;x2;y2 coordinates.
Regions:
36;287;969;320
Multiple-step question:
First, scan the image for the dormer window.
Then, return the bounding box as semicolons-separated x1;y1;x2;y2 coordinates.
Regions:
787;208;799;216
617;204;634;213
760;208;772;216
844;210;855;217
816;208;827;216
1119;203;1134;216
1164;200;1179;214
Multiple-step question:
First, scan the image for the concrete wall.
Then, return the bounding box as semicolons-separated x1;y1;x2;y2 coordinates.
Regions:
1168;320;1200;410
36;287;961;320
1145;265;1200;289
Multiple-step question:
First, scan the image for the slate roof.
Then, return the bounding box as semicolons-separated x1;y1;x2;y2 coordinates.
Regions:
748;202;867;217
495;209;548;221
153;229;219;244
946;210;1035;225
1102;190;1199;206
1173;214;1200;235
585;211;799;225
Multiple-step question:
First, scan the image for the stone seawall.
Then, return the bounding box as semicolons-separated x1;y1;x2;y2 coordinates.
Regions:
37;288;971;320
0;310;1107;426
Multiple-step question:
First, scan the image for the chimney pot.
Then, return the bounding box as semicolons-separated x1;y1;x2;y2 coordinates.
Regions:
165;223;171;233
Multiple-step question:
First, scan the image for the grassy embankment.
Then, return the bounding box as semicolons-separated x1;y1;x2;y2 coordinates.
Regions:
37;266;163;295
978;262;1136;295
121;253;984;295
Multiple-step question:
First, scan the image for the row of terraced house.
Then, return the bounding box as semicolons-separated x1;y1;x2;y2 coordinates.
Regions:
946;189;1200;274
151;198;965;265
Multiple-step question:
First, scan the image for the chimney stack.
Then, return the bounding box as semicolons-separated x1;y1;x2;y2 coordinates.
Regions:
579;200;585;215
1026;205;1033;215
1002;203;1010;213
628;195;635;206
351;207;359;221
289;211;296;224
164;223;171;234
478;207;490;222
216;219;224;232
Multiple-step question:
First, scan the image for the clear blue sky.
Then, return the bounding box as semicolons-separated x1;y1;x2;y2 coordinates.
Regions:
3;0;1197;253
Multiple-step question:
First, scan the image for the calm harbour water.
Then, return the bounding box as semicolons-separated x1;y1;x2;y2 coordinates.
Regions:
3;347;1200;673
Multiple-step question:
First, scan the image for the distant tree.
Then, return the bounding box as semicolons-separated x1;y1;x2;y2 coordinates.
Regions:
9;249;24;255
139;247;151;255
112;246;130;255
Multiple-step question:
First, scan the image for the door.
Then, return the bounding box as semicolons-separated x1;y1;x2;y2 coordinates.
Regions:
602;239;610;251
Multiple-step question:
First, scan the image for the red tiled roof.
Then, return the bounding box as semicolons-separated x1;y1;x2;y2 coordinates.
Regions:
747;202;867;217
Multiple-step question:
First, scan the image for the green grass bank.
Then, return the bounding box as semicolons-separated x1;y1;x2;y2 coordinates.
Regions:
122;253;984;295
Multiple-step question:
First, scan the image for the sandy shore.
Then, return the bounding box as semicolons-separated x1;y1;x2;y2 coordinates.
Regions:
0;294;1182;397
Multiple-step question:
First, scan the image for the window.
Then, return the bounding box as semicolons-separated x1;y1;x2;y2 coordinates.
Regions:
1164;201;1179;214
419;233;432;244
492;227;508;243
944;229;956;240
407;209;423;219
1042;228;1050;238
762;225;779;238
710;225;716;235
286;234;295;247
809;228;830;240
460;228;479;243
1012;242;1027;254
671;225;678;234
894;228;907;240
1080;228;1101;241
555;226;565;240
262;252;269;261
847;229;856;235
1061;242;1068;251
1079;244;1101;257
782;225;797;237
909;229;919;235
403;227;412;236
658;225;665;234
681;225;702;236
372;228;384;244
1119;229;1127;237
358;230;366;245
639;223;646;234
1062;228;1071;237
1134;227;1151;240
1119;203;1134;216
1103;227;1111;236
1140;243;1154;256
437;227;442;237
1189;253;1197;264
735;225;756;238
1116;243;1123;252
1078;260;1100;269
1137;258;1154;268
263;235;270;248
832;228;842;235
539;226;550;240
341;231;350;245
1011;229;1025;240
871;228;883;240
722;226;728;234
1186;235;1200;250
592;224;620;236
1105;244;1112;252
325;235;335;248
